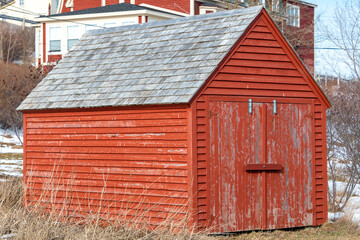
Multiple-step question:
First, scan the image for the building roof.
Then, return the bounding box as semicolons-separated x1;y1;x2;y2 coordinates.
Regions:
39;3;183;18
0;14;38;24
18;6;263;111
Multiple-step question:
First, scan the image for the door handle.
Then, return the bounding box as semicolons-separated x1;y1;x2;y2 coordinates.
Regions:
245;164;283;171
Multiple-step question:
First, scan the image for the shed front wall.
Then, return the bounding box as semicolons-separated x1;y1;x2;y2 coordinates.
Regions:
192;13;327;231
23;106;192;227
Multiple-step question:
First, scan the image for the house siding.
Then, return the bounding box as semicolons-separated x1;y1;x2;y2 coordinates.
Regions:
23;107;191;226
133;0;191;14
192;13;327;230
60;0;191;14
286;0;315;74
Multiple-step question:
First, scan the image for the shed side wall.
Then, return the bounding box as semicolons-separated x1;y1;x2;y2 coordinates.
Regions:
194;14;327;230
23;107;190;227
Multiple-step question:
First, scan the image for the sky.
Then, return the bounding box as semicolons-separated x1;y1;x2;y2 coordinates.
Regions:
306;0;347;76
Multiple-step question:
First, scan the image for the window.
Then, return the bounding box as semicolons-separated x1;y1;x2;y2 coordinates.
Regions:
104;22;116;28
270;0;283;12
67;25;80;51
19;0;24;6
122;21;136;26
286;4;300;27
49;27;61;52
85;24;99;32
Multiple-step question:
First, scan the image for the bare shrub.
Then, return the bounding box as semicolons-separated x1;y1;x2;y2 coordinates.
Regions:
0;21;35;64
326;81;360;212
0;62;43;136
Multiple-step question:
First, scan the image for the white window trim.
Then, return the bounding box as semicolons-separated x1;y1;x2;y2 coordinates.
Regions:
49;26;62;52
65;0;74;8
104;22;117;28
271;0;282;12
67;25;80;51
286;3;300;28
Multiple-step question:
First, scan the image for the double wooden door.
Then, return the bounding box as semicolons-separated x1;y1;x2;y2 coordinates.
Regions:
209;98;314;233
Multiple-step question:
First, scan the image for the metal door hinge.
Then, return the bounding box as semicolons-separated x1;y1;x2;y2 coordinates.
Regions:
249;99;253;114
273;100;277;114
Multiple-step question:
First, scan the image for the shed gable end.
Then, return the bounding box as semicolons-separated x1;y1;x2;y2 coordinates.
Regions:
196;11;328;105
192;10;329;230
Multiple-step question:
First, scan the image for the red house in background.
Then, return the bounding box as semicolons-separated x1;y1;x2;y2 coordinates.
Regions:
36;0;316;74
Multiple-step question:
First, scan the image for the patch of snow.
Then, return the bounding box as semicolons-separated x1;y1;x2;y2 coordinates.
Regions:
343;197;360;226
0;129;23;154
328;212;345;222
0;129;23;145
0;160;22;165
1;233;17;239
328;180;360;226
0;148;23;154
0;128;23;177
328;180;360;196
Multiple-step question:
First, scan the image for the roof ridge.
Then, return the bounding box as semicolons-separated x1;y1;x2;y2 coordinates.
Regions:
86;6;263;36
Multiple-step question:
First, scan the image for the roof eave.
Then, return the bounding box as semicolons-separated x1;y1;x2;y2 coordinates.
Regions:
18;102;191;113
261;8;330;108
36;9;181;22
288;0;317;8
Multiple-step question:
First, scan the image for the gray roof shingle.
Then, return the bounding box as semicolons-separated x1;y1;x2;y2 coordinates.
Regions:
18;6;263;111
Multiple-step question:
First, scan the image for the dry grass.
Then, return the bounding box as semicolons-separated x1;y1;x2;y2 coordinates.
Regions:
0;178;359;240
209;219;360;240
0;153;22;159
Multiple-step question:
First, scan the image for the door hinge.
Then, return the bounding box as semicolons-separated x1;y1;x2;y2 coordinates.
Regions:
249;99;253;114
273;100;277;114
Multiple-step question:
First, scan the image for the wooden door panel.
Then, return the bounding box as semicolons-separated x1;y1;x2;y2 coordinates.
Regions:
266;103;313;229
209;101;262;232
208;100;314;232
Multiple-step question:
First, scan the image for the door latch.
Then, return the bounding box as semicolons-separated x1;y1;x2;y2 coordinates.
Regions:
273;100;277;115
249;99;253;114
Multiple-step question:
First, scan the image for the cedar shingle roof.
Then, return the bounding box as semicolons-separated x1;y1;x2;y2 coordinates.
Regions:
18;6;263;111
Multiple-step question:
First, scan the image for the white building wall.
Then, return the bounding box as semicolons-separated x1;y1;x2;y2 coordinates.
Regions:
0;0;49;26
40;14;170;66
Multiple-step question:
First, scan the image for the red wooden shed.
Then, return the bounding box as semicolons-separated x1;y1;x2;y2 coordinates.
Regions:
18;6;330;233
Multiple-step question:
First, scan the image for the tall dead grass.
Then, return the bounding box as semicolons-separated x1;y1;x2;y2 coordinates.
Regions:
0;177;200;240
0;177;359;239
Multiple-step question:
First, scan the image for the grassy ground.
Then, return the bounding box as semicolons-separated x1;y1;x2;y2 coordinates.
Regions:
0;178;358;240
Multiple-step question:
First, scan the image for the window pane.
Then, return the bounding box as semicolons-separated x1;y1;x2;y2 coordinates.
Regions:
286;4;300;27
50;40;61;52
67;25;80;39
49;27;61;40
122;21;136;26
67;39;78;51
85;24;98;32
104;23;116;28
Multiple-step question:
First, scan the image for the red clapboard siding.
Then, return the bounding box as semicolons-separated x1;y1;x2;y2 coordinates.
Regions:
192;12;328;230
23;107;190;226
